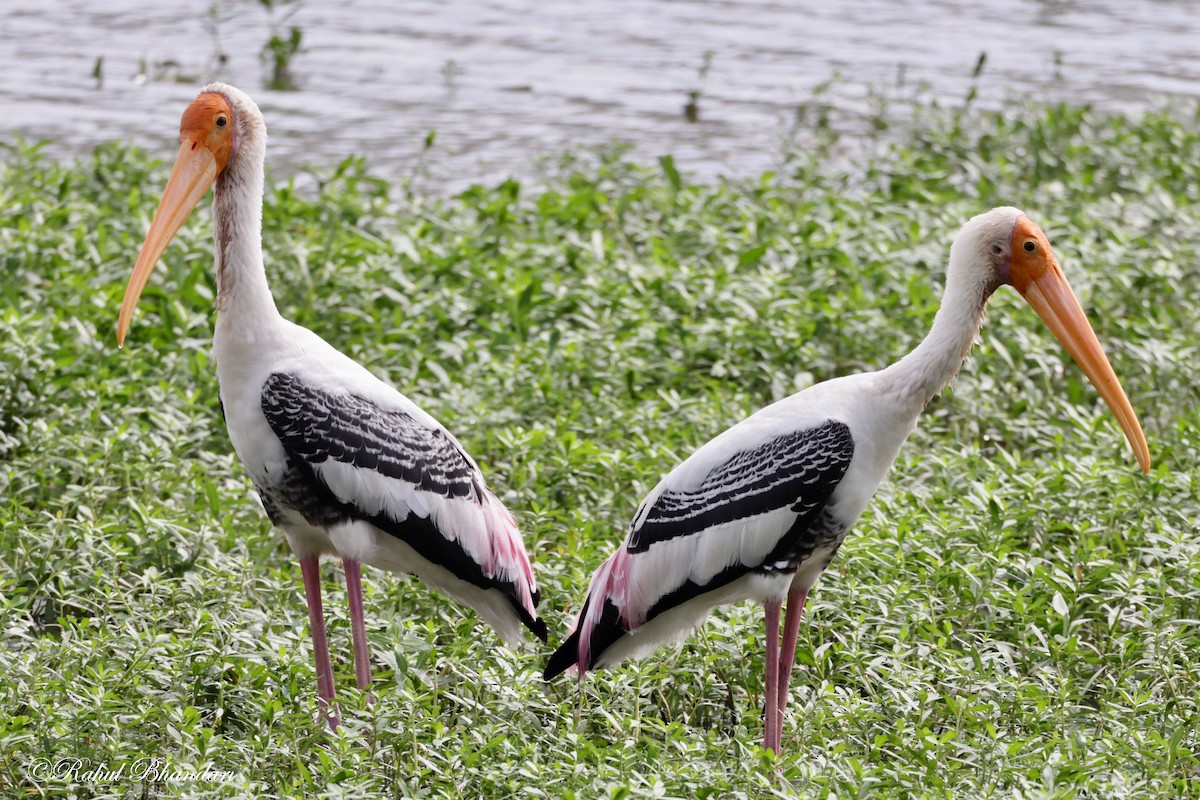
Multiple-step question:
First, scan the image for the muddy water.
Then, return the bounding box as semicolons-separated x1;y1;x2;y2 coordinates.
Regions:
2;0;1197;190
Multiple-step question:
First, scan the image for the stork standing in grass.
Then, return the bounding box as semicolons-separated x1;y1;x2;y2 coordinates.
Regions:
116;83;546;725
544;206;1150;755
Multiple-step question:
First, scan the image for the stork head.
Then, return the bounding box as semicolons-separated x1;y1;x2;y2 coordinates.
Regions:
116;83;263;346
953;206;1150;474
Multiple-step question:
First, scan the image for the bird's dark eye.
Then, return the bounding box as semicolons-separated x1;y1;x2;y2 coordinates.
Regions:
1023;240;1036;252
216;115;228;127
990;243;1004;256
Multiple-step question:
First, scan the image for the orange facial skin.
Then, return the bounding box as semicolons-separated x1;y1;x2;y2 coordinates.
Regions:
181;93;236;174
1008;215;1058;293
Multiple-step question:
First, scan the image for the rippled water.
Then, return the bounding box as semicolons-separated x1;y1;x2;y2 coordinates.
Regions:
3;0;1197;189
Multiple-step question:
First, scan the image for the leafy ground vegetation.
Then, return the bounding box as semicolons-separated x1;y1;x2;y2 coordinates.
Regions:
1;97;1198;798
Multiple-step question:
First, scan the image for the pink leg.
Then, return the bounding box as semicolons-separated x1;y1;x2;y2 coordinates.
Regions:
763;600;782;754
342;559;373;693
775;587;809;749
299;554;338;729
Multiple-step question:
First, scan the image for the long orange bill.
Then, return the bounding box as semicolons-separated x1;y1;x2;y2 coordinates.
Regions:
116;139;218;347
1017;266;1151;474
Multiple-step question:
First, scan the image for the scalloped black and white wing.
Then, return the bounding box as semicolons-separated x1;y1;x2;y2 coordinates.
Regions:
545;412;855;678
259;371;545;644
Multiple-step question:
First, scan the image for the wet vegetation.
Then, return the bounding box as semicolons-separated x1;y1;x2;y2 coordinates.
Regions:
1;96;1198;797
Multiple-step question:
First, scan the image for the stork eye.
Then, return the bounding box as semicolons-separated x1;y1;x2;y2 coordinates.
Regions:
1023;240;1036;252
216;115;228;127
990;243;1004;256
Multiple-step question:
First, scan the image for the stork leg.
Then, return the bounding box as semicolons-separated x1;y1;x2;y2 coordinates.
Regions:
299;554;338;729
763;599;782;754
774;587;810;749
342;559;374;694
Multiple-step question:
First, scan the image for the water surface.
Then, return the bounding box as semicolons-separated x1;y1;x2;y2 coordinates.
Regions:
2;0;1197;189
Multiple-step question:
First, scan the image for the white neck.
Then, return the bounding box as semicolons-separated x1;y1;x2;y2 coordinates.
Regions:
876;267;994;411
212;138;281;330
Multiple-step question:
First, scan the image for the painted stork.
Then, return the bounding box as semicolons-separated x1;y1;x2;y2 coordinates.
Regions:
116;83;546;723
544;207;1150;755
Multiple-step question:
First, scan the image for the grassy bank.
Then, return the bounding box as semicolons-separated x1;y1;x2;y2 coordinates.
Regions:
1;97;1198;798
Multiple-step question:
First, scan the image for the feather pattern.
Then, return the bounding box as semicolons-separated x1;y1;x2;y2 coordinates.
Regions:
628;421;854;551
259;371;545;642
545;416;855;678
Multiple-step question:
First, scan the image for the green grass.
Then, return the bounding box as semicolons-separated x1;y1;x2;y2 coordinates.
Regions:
2;96;1199;798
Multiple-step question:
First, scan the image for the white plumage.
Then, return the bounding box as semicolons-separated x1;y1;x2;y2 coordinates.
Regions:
546;206;1150;757
117;83;545;726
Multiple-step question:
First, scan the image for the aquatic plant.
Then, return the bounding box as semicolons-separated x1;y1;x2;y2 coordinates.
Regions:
1;95;1197;796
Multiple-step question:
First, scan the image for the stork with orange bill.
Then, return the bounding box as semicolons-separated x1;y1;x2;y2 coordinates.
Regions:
544;206;1151;756
117;84;546;726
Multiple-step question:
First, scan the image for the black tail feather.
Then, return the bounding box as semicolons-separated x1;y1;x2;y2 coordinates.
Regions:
518;598;549;643
543;595;633;680
543;628;581;680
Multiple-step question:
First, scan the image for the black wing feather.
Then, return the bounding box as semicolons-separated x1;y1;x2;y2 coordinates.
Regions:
627;419;855;552
262;372;480;501
260;372;545;640
545;420;856;678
